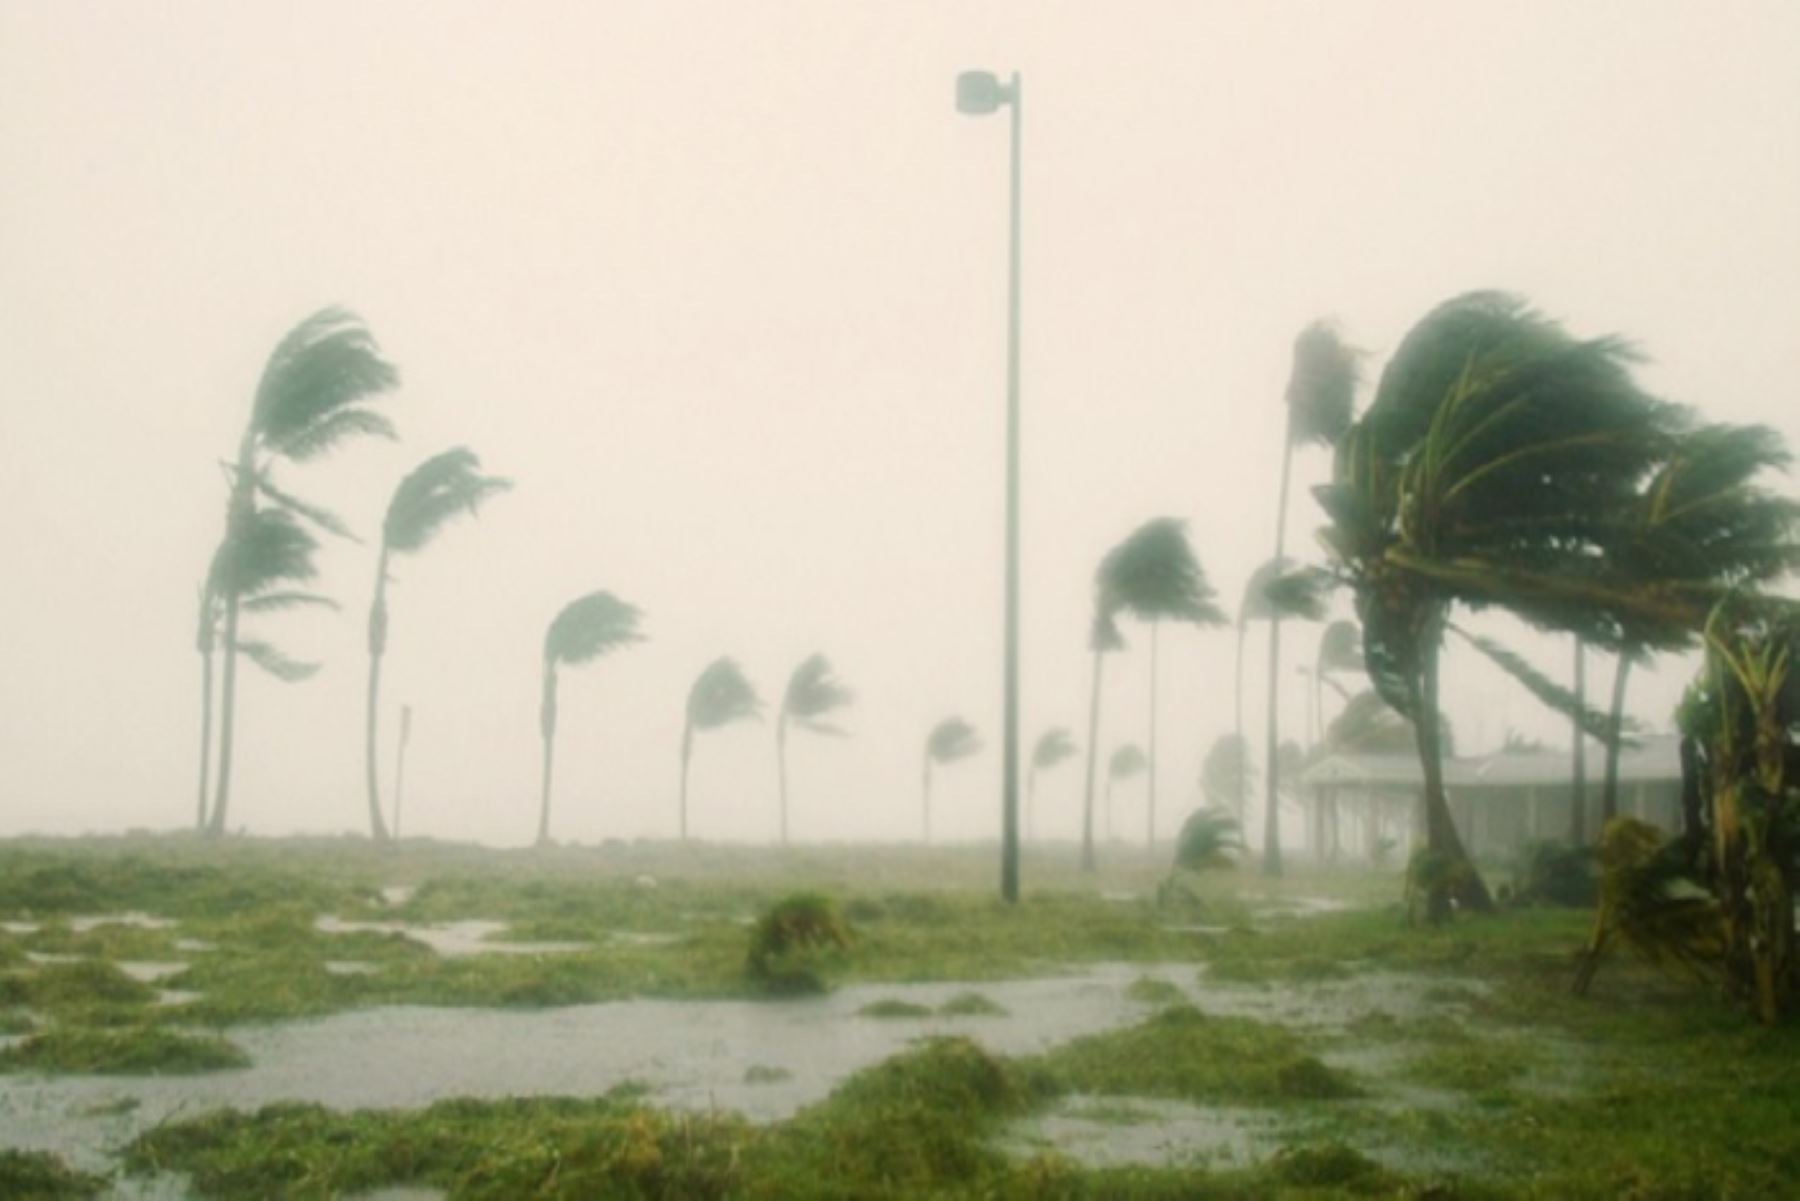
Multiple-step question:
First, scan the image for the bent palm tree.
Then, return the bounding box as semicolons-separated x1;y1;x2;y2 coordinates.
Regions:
680;657;762;842
1097;519;1227;849
1234;557;1292;819
1316;291;1670;918
776;654;854;845
1027;727;1078;841
205;308;399;836
1261;322;1357;876
538;591;643;845
1105;743;1148;841
1079;581;1126;872
365;448;511;842
922;717;981;843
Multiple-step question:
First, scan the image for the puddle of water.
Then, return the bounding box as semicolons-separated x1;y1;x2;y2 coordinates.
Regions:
69;914;175;934
155;989;202;1008
1001;1094;1286;1168
1;920;40;934
314;916;588;957
118;962;187;984
606;931;683;948
25;951;83;965
172;939;216;954
324;961;379;977
378;886;416;908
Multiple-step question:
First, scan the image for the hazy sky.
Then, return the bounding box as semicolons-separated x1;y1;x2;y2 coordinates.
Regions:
3;2;1797;847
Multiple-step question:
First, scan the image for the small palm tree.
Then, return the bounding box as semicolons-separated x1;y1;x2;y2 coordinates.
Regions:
1105;743;1148;841
538;591;643;845
364;448;511;842
197;506;337;830
1027;727;1078;842
680;657;762;842
1096;519;1227;850
203;308;399;836
1173;806;1244;873
922;717;981;843
1200;733;1254;818
1079;589;1126;872
776;654;854;845
1260;323;1358;876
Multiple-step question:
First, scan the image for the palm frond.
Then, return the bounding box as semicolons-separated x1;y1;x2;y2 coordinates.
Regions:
1238;556;1295;623
253;308;400;453
255;476;360;542
926;717;981;764
687;657;762;731
1173;806;1243;872
1286;320;1360;448
1322;689;1453;756
545;591;644;666
383;447;512;555
240;590;339;614
232;639;321;682
1260;564;1335;621
783;654;854;726
208;508;320;599
275;407;397;463
1098;518;1227;627
1107;743;1148;781
1448;625;1637;749
1031;727;1078;771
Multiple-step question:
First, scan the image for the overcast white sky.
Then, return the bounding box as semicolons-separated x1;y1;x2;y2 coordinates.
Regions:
2;2;1796;848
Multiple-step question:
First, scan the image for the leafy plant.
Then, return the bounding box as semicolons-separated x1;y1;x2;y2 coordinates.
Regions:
746;892;852;994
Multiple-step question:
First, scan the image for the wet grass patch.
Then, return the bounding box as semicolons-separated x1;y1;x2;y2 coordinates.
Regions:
858;998;933;1018
0;1024;248;1074
0;1149;106;1200
938;991;1007;1017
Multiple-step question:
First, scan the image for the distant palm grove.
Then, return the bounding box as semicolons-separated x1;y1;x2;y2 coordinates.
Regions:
193;292;1800;1022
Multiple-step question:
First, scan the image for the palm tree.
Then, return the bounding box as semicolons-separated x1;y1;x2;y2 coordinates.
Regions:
1027;727;1078;841
1105;743;1148;841
1316;292;1671;918
680;657;762;842
538;591;643;846
1594;424;1800;825
197;505;338;831
1078;584;1126;872
1260;322;1358;876
1233;557;1292;818
204;308;399;836
364;448;511;842
1313;620;1361;730
1200;733;1254;817
922;717;981;843
776;654;854;846
1095;518;1227;850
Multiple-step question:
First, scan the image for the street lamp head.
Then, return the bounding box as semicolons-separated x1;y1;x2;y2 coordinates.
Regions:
955;70;1012;115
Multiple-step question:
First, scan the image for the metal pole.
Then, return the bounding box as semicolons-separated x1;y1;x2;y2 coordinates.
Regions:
1000;72;1023;905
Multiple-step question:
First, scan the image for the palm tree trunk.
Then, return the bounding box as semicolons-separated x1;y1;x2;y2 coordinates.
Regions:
679;722;693;843
1080;647;1105;872
1600;650;1632;829
1262;438;1296;876
196;643;214;831
1234;621;1247;817
207;440;257;838
1570;637;1588;845
922;758;932;844
536;661;558;846
1414;625;1493;918
1147;619;1160;849
393;706;411;841
363;549;392;844
776;714;790;847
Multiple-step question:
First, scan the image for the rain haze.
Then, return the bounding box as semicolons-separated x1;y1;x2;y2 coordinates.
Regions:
3;1;1797;847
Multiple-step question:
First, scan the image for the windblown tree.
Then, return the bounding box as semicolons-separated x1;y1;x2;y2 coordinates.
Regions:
775;654;854;845
1105;743;1148;841
202;308;400;836
1027;727;1078;841
1078;584;1126;872
680;657;762;842
1316;291;1673;919
1592;424;1800;825
1259;322;1358;877
922;717;981;843
364;448;511;842
1234;557;1290;817
1313;620;1362;734
537;591;643;846
1200;733;1254;817
1095;519;1227;849
197;507;336;829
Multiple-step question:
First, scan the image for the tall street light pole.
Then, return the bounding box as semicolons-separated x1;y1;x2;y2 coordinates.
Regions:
956;69;1023;904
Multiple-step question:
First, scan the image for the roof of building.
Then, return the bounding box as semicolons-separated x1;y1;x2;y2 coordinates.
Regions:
1298;733;1682;792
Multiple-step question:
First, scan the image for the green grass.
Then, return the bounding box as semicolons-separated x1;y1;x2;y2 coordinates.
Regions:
938;990;1008;1017
0;1149;106;1200
0;1025;248;1074
857;998;933;1018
